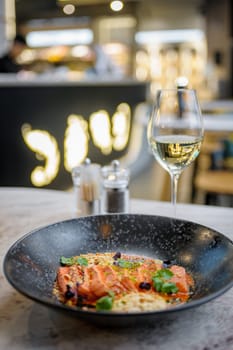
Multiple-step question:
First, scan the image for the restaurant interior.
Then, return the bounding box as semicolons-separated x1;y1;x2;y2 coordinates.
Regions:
0;0;233;207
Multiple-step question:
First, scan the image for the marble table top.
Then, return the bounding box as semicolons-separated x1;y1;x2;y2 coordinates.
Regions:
0;187;233;350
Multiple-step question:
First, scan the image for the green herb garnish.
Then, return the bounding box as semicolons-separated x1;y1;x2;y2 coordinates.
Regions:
76;257;88;266
117;259;141;269
152;277;163;292
60;256;75;266
152;269;178;294
96;292;114;311
155;269;174;279
160;282;179;294
60;256;88;266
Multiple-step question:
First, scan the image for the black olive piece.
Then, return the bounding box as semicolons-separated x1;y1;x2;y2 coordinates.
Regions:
65;285;75;299
162;260;172;267
139;282;151;290
65;290;75;299
113;252;121;260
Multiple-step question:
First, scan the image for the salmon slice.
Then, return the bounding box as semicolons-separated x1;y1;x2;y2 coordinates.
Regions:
95;265;125;294
77;267;96;300
78;265;125;299
78;266;113;300
120;275;138;292
170;265;189;293
56;265;83;294
57;267;72;294
88;266;110;298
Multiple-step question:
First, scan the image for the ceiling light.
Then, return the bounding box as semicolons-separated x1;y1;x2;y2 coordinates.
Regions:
63;4;75;15
110;1;124;12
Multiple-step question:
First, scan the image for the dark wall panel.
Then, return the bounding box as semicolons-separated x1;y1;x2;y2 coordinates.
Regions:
0;81;148;189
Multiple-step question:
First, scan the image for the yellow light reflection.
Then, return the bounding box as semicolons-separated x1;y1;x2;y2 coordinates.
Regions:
89;110;112;155
21;103;132;187
64;114;89;171
21;124;60;186
112;103;131;150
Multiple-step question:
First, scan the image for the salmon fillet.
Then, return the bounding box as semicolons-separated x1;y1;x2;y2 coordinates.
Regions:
54;252;193;310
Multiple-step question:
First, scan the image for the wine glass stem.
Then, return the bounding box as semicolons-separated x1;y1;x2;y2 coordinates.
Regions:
170;173;180;217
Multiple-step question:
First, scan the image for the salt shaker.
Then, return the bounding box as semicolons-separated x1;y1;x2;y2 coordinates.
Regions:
72;158;101;216
101;160;130;213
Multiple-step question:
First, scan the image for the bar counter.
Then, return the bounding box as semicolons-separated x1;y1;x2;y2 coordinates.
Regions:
0;187;233;350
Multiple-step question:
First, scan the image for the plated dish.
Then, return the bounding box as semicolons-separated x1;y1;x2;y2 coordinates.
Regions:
54;252;194;312
4;214;233;326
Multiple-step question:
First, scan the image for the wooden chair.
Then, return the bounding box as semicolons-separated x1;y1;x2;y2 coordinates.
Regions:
194;131;233;206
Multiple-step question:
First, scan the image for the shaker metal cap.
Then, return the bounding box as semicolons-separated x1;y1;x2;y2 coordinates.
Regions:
101;160;130;189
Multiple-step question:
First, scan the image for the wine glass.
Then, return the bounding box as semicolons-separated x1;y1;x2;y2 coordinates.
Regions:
147;88;204;216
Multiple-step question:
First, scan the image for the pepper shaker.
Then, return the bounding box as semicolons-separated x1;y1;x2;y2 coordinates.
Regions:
101;160;130;214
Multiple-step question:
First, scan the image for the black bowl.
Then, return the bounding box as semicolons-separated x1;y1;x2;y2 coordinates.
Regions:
4;214;233;326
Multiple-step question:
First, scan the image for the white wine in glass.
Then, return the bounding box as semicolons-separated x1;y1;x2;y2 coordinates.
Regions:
147;88;204;215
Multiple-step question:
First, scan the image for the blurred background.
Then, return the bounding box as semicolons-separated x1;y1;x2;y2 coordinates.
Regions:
0;0;233;206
